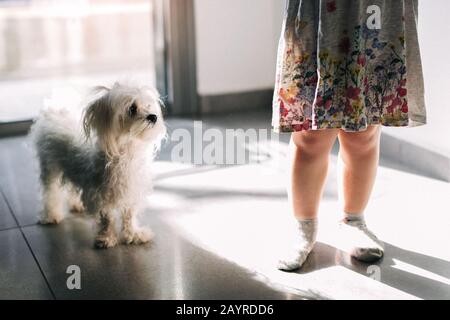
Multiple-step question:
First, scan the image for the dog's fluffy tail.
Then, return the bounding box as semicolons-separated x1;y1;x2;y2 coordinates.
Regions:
30;87;85;151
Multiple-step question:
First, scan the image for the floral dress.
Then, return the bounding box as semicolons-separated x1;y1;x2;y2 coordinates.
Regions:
272;0;427;132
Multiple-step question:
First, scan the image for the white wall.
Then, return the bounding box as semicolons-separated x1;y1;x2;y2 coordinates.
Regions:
194;0;284;95
383;0;450;155
419;0;450;151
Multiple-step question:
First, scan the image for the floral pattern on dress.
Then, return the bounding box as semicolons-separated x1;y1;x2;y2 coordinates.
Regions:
273;23;410;132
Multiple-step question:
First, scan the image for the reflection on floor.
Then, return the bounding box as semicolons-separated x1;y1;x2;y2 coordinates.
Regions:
0;111;449;299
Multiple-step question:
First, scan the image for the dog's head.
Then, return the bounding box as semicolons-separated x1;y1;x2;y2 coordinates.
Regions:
83;83;166;157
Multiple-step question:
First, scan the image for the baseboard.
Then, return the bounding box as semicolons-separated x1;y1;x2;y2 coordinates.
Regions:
0;120;32;138
198;89;273;114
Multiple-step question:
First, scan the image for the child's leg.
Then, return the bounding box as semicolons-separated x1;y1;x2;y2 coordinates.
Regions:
337;125;381;214
337;125;384;261
278;129;339;271
288;129;339;219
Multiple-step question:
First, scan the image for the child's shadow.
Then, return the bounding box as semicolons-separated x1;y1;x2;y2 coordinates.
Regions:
296;242;450;300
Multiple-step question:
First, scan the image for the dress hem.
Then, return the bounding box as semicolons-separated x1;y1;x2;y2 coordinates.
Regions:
272;118;426;133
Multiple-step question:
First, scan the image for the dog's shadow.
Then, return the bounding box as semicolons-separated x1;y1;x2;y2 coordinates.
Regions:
292;241;450;300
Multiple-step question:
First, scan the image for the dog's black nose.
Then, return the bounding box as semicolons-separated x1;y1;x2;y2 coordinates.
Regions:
146;114;158;123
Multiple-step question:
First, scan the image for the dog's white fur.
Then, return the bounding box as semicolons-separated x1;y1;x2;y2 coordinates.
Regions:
30;83;166;248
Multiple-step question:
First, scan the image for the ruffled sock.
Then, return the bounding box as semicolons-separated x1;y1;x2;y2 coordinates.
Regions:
339;212;384;262
277;218;318;271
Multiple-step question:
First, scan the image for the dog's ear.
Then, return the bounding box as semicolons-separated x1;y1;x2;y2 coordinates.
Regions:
83;89;119;157
83;89;111;139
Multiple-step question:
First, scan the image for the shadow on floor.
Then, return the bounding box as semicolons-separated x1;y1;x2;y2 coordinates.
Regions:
286;242;450;300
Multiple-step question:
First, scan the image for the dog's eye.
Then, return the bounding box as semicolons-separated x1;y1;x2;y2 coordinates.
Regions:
128;103;137;117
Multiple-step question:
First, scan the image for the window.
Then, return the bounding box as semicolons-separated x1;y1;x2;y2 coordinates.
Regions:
0;0;156;122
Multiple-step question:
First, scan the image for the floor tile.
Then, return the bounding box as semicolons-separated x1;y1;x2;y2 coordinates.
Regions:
0;189;16;231
0;228;53;299
0;136;42;226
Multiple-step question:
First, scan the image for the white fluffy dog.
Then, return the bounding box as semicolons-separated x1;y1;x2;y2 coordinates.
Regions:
31;83;166;248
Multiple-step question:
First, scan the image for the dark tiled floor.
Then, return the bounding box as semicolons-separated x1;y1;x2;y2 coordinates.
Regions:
1;114;449;300
0;120;300;300
0;228;53;299
0;136;42;226
0;191;16;231
0;178;53;299
21;215;293;299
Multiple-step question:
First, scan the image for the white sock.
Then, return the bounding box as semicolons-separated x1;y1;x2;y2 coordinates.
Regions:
340;211;384;262
277;218;318;271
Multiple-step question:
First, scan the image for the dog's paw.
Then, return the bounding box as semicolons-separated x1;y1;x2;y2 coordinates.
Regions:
94;234;118;249
69;202;85;214
39;214;64;225
121;227;154;245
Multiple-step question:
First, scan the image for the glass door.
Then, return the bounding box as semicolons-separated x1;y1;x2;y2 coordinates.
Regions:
0;0;157;122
